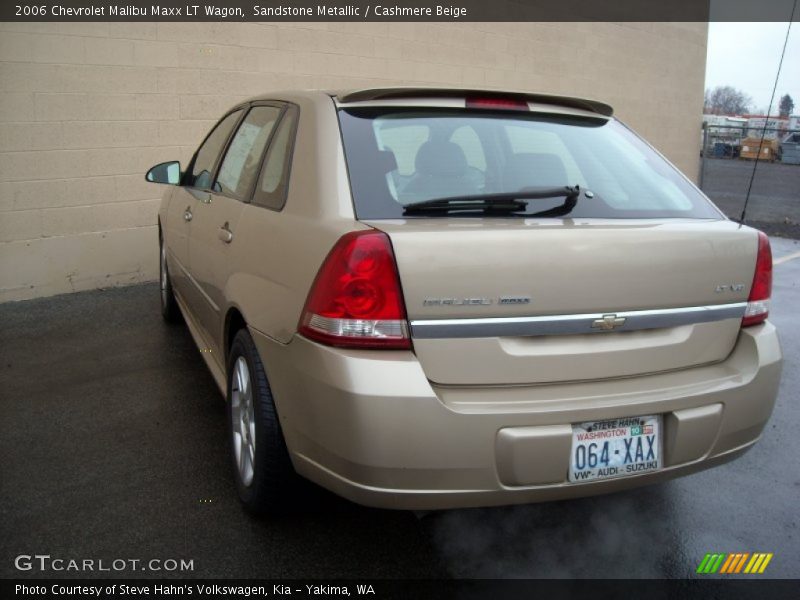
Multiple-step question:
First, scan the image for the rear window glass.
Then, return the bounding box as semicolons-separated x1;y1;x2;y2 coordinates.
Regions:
337;108;721;220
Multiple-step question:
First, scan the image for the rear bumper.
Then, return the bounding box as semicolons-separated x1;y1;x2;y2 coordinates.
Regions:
253;323;782;510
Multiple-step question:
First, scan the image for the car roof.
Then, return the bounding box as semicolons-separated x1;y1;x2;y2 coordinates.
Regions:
241;87;614;118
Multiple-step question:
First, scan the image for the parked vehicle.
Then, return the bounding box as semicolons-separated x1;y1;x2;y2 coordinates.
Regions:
148;88;782;514
780;131;800;165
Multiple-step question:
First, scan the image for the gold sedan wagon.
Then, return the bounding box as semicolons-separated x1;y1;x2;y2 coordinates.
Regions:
147;88;782;514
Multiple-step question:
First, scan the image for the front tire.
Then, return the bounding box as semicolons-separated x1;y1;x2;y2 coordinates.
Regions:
228;328;300;515
159;233;181;323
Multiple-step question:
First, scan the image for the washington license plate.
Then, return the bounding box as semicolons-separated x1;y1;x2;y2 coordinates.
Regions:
569;416;662;483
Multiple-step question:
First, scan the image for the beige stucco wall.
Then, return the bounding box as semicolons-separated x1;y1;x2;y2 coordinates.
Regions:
0;21;707;302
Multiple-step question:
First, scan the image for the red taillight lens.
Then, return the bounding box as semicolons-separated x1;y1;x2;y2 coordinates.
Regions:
298;230;411;349
742;231;772;327
465;97;529;111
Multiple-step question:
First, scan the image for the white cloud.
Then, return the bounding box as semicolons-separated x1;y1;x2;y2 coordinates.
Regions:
706;22;799;114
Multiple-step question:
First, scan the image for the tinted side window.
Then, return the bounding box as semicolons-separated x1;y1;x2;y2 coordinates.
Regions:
215;106;282;199
189;110;242;189
253;105;298;210
504;124;587;187
450;125;486;172
378;124;428;176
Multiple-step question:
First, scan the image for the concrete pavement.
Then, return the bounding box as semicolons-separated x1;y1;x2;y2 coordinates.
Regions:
1;238;798;579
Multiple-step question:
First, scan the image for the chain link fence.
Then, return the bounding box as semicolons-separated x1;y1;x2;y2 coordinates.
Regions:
698;124;800;239
700;125;799;170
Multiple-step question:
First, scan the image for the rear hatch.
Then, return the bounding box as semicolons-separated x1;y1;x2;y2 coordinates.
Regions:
367;218;755;385
336;89;756;385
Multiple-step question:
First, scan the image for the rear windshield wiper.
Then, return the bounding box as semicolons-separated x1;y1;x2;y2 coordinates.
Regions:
402;186;582;215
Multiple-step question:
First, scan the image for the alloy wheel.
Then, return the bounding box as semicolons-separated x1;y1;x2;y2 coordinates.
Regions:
231;357;256;486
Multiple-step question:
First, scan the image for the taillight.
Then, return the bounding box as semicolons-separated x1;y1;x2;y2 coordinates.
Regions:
298;230;411;349
465;97;529;111
742;231;772;327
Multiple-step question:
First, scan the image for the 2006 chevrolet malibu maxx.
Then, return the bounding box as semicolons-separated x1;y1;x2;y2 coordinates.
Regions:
147;88;782;514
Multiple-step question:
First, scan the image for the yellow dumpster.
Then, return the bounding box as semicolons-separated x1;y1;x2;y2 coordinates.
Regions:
739;137;779;162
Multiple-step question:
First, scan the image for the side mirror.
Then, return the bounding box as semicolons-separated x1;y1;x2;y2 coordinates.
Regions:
146;161;181;185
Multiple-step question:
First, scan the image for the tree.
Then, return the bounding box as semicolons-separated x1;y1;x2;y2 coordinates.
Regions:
704;86;752;115
779;94;794;117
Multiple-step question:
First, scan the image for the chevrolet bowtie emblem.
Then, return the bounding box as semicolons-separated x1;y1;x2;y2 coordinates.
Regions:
592;314;626;331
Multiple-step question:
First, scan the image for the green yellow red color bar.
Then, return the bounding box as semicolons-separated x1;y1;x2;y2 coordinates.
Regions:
696;553;773;574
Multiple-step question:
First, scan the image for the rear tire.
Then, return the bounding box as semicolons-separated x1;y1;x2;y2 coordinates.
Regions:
227;328;302;515
159;233;181;323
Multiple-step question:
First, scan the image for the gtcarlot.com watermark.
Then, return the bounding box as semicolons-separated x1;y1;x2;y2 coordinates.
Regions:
14;554;194;573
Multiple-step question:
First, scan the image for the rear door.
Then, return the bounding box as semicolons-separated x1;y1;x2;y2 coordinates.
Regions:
188;104;284;355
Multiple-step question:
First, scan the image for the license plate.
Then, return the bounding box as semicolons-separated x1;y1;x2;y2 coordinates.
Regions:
569;415;661;483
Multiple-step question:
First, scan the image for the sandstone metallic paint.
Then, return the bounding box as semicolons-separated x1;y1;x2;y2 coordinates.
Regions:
250;322;781;509
155;88;783;509
367;218;758;384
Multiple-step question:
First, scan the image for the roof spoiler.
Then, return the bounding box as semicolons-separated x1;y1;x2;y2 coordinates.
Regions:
336;87;613;117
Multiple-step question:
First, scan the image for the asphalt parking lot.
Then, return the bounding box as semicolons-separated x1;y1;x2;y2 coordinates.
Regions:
701;159;800;239
1;237;799;579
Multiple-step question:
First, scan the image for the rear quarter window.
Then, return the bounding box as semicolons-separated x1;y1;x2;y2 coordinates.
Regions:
253;104;299;211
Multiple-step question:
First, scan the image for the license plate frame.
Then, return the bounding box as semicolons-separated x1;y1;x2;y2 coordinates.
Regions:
568;415;662;483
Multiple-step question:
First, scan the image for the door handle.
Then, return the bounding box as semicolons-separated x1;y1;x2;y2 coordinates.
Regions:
183;207;193;222
218;223;233;244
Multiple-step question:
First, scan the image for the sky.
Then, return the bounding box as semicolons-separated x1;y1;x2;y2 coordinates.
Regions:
705;22;799;115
